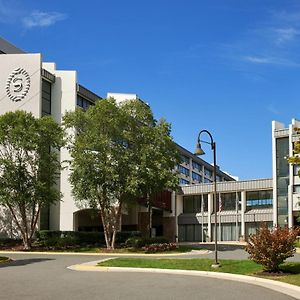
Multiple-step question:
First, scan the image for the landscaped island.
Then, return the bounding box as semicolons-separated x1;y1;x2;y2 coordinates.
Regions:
98;258;300;286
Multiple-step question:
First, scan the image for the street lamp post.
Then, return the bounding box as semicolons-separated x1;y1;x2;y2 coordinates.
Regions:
195;130;221;268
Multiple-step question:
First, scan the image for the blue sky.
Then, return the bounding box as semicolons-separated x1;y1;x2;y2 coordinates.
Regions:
1;0;299;180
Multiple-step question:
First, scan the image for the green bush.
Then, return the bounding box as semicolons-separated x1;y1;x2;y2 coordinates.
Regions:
125;236;169;249
36;230;141;248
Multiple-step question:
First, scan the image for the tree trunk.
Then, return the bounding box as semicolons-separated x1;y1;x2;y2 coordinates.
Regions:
22;234;32;250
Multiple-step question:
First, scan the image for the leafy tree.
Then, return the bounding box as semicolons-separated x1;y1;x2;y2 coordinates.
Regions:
245;224;300;272
0;111;64;249
289;127;300;166
63;99;179;249
288;127;300;216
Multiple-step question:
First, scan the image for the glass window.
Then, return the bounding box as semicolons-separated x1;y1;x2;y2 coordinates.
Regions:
77;95;94;110
42;80;51;116
181;155;190;165
202;194;208;212
204;178;211;183
294;185;300;193
194;195;201;212
179;178;190;185
192;161;202;171
177;165;189;176
204;168;212;178
183;196;194;213
192;171;202;182
246;190;273;207
294;164;300;176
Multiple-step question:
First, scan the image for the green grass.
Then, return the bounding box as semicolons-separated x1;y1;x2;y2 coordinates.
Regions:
0;256;10;263
98;258;300;286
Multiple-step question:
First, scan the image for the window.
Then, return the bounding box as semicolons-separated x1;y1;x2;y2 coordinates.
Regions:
177;165;189;176
217;192;240;211
204;178;211;183
179;178;190;185
204;168;212;178
192;172;202;182
77;95;94;110
294;185;300;193
181;155;190;165
42;80;51;116
294;164;300;176
192;161;202;171
183;194;208;213
246;190;273;207
216;175;222;182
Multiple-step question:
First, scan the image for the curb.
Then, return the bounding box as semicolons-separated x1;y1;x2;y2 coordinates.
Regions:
0;250;210;257
68;258;300;300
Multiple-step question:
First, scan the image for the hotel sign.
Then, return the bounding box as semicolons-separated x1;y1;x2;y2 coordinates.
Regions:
6;68;31;102
0;53;41;117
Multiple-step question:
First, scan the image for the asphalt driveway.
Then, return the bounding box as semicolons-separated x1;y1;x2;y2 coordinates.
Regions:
0;252;297;300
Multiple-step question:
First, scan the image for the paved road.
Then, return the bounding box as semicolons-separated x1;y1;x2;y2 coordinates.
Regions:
0;253;296;300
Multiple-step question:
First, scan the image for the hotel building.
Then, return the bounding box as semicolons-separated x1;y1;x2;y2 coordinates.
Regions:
0;37;234;241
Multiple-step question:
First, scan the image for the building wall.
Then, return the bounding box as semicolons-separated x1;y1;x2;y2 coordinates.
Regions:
0;53;42;118
272;119;300;227
177;179;273;242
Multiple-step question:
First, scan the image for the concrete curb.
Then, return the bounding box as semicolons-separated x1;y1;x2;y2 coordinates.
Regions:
68;258;300;300
0;250;210;257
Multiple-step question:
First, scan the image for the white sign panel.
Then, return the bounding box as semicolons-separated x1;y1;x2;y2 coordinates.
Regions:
0;53;42;117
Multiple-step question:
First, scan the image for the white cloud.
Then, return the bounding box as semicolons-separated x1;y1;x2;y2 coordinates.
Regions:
274;27;300;45
22;10;67;28
244;56;272;64
243;55;300;67
266;104;280;115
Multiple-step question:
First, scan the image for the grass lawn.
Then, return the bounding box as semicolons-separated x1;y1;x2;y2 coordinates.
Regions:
0;256;10;263
98;258;300;286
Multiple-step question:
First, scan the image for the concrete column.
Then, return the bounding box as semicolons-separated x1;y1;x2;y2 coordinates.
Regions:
207;193;213;242
175;195;183;242
288;124;294;228
241;191;246;239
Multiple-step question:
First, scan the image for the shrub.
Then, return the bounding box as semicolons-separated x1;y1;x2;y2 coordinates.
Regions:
125;236;169;249
35;230;141;248
142;243;177;253
245;224;300;272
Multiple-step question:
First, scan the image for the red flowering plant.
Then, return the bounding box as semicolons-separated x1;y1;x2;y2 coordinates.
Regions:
142;243;177;253
245;224;300;272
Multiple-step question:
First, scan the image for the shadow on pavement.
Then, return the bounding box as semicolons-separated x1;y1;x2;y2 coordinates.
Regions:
194;244;245;251
0;258;55;268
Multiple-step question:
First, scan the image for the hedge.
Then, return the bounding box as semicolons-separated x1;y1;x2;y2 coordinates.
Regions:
125;236;169;249
36;230;141;248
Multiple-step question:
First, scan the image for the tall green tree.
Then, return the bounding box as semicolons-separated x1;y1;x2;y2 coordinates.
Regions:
64;99;179;249
289;128;300;166
0;111;64;249
289;128;300;217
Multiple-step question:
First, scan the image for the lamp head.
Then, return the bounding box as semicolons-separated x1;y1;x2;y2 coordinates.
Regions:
195;142;205;156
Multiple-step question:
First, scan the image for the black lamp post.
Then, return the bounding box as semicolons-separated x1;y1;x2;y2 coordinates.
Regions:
195;130;220;268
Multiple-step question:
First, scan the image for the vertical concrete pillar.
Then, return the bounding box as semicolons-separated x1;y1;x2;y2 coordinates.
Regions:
241;191;246;240
208;193;213;241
